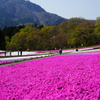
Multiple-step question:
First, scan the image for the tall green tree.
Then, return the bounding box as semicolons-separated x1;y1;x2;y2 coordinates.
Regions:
26;30;43;50
6;27;33;50
0;28;5;49
67;20;95;47
6;31;29;50
94;17;100;44
6;26;43;50
41;26;53;50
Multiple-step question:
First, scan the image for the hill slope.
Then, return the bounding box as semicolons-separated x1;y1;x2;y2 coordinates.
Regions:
0;0;66;28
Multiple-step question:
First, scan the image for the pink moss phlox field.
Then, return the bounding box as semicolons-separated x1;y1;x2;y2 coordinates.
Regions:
0;53;4;55
93;46;100;49
0;54;100;99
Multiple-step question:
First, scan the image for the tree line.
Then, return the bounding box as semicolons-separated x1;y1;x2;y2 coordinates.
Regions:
0;17;100;51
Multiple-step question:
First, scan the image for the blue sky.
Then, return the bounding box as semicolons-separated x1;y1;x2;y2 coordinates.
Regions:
30;0;100;20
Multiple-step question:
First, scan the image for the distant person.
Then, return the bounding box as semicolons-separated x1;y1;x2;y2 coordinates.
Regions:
20;50;22;56
18;50;19;56
10;50;11;56
76;49;78;51
59;48;62;55
4;51;6;56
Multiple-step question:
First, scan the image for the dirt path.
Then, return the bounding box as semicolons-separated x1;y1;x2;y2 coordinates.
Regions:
0;53;55;67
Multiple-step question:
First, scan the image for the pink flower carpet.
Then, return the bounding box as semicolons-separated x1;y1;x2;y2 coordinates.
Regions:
0;53;100;100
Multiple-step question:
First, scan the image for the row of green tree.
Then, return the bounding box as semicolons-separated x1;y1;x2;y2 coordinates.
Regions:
0;17;100;51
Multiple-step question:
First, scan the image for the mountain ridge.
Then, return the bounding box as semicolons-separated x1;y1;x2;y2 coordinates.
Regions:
0;0;66;28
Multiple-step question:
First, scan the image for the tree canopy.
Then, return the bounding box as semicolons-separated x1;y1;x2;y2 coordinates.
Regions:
0;17;99;50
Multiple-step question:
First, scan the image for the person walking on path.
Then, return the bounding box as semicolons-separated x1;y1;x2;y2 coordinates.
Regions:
4;51;6;56
10;50;11;56
20;50;22;56
59;48;62;55
18;50;19;56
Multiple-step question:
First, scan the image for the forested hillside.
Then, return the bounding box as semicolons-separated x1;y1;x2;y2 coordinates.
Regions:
0;17;99;51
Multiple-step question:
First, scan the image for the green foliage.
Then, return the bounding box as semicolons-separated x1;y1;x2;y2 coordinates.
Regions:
26;30;43;50
95;17;100;35
2;25;24;38
94;17;100;44
67;20;95;47
0;28;5;49
2;17;99;51
9;31;30;50
6;24;43;50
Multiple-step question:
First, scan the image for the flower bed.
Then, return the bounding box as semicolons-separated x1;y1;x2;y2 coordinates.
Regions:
93;46;100;49
0;54;100;99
